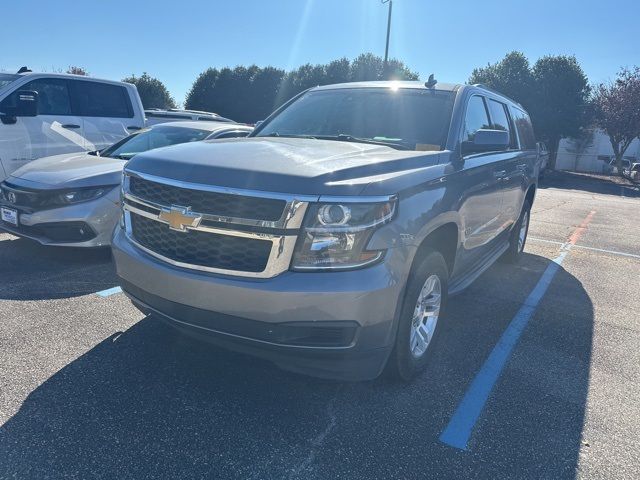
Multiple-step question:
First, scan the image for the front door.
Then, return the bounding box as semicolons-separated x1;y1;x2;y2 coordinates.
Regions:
0;77;85;177
453;95;506;276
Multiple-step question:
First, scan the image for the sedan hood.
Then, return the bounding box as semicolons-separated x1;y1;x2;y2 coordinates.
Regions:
7;152;125;190
125;137;447;196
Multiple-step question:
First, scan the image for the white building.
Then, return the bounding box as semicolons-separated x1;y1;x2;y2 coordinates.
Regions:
555;128;640;173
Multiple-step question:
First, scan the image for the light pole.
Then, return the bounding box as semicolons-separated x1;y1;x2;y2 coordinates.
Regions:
382;0;393;66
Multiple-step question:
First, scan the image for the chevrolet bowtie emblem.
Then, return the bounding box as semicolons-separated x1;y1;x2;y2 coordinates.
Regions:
158;205;202;232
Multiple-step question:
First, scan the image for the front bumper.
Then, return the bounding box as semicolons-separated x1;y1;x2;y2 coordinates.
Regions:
112;226;409;380
0;189;120;247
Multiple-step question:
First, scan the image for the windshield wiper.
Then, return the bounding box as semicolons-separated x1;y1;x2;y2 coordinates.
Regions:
261;132;317;139
314;134;411;150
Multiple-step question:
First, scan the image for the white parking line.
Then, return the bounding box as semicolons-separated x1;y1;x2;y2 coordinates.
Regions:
529;237;640;259
96;286;122;297
440;211;596;450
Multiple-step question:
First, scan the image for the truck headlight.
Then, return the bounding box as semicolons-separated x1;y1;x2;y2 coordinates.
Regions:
291;198;396;271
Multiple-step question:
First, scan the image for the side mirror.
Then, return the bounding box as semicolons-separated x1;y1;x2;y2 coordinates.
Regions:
462;129;510;155
0;90;39;119
14;90;39;117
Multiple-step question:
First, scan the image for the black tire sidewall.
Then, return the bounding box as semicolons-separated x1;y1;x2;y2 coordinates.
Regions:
391;250;449;381
502;199;531;263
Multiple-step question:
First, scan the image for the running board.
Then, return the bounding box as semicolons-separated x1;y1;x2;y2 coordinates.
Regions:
448;242;510;296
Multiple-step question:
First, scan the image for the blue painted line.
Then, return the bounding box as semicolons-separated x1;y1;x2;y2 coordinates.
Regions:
96;286;122;297
439;249;569;450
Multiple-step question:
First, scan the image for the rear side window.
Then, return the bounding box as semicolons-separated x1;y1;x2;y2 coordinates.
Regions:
70;81;133;118
511;107;536;150
462;95;490;143
487;99;516;148
0;78;72;115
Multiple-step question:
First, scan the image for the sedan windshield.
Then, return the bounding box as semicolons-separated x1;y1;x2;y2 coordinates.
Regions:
101;125;212;160
256;87;455;150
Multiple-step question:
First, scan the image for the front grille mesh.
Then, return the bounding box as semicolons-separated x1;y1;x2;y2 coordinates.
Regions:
0;182;51;210
130;214;272;272
129;176;286;221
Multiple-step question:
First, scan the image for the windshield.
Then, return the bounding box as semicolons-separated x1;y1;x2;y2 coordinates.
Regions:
0;73;19;91
101;125;212;160
255;87;455;150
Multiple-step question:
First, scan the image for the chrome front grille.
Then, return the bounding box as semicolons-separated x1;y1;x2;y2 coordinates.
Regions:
130;214;272;272
129;176;286;221
122;171;316;278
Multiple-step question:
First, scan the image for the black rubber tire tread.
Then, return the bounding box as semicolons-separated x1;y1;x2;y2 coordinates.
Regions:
387;249;449;382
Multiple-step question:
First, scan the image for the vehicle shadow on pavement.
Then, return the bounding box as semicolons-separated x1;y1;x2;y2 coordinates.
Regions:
0;253;594;479
0;235;118;300
540;170;640;197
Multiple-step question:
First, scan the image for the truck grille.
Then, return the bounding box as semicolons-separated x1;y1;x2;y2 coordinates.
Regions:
0;182;51;211
129;176;286;221
130;214;271;273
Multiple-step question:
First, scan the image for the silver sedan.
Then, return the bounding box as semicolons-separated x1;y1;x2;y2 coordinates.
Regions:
0;121;253;247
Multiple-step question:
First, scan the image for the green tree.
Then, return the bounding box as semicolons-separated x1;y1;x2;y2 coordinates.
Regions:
531;55;591;166
468;51;534;110
350;53;418;82
185;53;419;123
122;73;177;109
325;58;351;85
185;65;285;123
66;66;89;76
593;67;640;177
469;53;590;167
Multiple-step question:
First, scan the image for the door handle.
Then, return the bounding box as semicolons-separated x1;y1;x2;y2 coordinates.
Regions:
61;124;81;129
494;170;507;179
127;126;142;131
516;164;527;171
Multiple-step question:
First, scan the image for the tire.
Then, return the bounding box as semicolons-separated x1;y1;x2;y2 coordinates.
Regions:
387;249;449;381
501;199;531;264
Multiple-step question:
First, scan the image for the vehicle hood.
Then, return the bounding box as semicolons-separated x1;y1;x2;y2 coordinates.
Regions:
6;152;125;190
125;137;448;196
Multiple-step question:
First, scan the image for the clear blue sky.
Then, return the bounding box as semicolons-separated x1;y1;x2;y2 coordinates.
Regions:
2;0;638;105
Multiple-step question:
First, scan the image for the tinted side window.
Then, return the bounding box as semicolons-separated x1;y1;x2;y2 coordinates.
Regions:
0;78;72;115
487;99;515;148
462;95;490;143
70;81;133;118
511;107;536;150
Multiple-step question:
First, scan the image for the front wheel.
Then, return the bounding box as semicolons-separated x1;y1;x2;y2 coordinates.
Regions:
501;199;531;263
387;249;449;381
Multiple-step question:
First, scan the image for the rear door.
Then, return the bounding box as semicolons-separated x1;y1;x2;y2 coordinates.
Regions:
70;79;141;151
0;77;85;176
486;98;528;230
454;94;507;273
504;106;537;225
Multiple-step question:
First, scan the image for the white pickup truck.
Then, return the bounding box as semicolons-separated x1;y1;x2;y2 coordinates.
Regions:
0;69;145;181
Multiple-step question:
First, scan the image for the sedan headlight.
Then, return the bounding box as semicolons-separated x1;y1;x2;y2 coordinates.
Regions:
54;185;117;206
292;198;396;271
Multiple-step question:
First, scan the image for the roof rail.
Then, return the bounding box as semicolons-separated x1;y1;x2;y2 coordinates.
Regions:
470;83;524;108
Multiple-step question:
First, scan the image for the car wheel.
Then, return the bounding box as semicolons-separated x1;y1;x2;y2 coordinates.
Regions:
501;199;531;263
387;249;449;381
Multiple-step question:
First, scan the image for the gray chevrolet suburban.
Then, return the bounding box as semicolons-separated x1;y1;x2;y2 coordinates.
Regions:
112;81;539;381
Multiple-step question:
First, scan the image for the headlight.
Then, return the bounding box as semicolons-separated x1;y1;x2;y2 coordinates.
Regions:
291;198;396;271
54;185;117;205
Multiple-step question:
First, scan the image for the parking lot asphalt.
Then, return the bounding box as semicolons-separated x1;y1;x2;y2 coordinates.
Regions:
0;172;638;479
